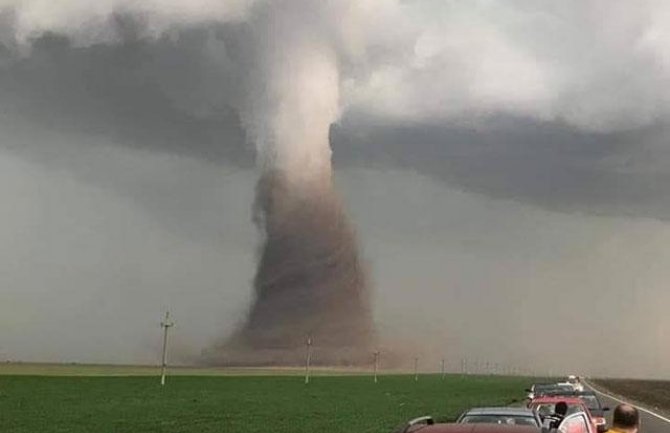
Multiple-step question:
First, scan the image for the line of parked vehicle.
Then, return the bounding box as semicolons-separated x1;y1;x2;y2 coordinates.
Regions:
395;375;608;433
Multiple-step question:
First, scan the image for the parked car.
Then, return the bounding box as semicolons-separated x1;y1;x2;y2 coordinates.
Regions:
525;383;574;400
567;376;584;392
527;396;597;433
556;376;584;393
457;407;542;427
395;412;594;433
535;389;609;432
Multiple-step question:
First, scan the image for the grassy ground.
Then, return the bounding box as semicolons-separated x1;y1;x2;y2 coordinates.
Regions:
0;373;530;433
593;379;670;413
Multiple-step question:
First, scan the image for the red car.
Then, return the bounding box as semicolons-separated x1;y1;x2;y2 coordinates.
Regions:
527;396;596;433
542;390;609;432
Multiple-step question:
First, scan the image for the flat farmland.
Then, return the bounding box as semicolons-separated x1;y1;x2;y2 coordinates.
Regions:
0;369;530;433
593;378;670;414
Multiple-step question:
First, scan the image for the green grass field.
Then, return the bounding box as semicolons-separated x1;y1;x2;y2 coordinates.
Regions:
0;369;531;433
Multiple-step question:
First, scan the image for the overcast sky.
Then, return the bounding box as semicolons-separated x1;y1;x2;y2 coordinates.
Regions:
0;1;669;378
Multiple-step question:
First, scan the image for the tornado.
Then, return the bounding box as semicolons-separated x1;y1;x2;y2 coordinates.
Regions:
206;0;375;365
220;170;373;365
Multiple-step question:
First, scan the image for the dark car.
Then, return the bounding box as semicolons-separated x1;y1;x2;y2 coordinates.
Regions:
526;383;574;400
457;407;542;427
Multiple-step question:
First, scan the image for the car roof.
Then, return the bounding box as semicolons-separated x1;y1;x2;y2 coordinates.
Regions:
547;390;598;398
539;390;579;397
530;396;584;404
534;384;573;391
417;424;541;433
463;407;537;416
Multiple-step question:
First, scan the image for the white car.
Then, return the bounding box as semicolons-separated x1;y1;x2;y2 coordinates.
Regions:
566;375;585;392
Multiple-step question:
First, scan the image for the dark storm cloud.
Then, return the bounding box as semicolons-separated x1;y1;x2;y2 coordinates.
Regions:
333;115;670;221
1;28;668;223
0;26;255;243
0;25;252;166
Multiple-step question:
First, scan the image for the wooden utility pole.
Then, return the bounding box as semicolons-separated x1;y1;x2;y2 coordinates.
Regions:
160;311;174;386
441;358;446;380
373;351;380;383
304;335;313;384
414;357;419;381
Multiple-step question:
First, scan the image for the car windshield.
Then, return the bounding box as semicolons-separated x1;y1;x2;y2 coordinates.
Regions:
534;403;584;416
535;385;574;395
553;386;576;394
461;415;539;426
579;395;601;410
535;385;555;391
